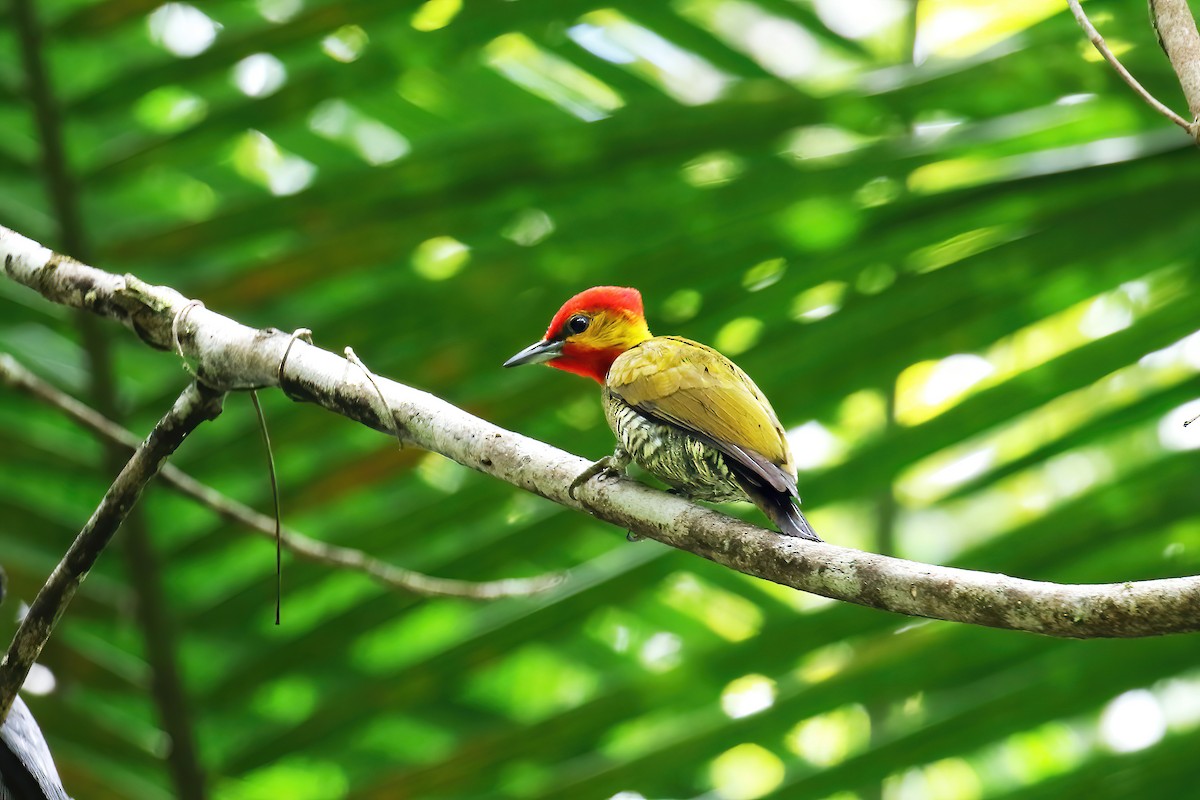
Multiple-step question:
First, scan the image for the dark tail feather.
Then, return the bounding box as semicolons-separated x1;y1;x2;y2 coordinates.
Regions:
770;499;821;542
744;483;821;542
732;471;822;542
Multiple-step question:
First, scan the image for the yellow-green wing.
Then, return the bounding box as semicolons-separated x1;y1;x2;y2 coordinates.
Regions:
608;336;797;494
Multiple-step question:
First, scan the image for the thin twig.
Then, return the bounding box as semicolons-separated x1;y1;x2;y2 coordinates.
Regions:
0;381;226;724
0;354;565;600
249;390;283;624
1066;0;1194;132
345;346;405;449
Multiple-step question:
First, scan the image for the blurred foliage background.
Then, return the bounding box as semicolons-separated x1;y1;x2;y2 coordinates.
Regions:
1;0;1200;798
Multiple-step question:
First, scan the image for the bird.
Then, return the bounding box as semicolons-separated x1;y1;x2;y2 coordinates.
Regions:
503;286;820;541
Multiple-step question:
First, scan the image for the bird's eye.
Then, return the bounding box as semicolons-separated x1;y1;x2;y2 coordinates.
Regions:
567;315;590;335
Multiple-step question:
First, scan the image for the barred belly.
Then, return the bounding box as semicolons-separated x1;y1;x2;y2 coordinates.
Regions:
603;390;746;503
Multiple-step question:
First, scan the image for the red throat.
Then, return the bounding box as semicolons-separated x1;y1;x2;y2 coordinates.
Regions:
550;343;626;384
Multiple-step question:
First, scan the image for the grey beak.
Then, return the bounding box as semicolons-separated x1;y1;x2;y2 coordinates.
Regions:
503;339;563;368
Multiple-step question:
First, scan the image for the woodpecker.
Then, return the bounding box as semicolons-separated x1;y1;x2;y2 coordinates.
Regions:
504;286;820;541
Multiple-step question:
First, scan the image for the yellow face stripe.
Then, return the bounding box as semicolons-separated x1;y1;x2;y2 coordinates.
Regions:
565;308;652;351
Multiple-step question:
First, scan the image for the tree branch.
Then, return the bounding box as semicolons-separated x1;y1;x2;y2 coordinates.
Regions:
0;381;226;724
3;223;1200;638
1149;0;1200;133
0;354;564;600
1066;0;1196;137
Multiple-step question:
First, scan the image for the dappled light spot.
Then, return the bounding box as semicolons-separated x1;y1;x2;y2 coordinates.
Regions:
1100;690;1167;753
309;99;411;165
586;606;646;656
1001;722;1087;786
789;280;846;322
412;236;470;281
777;196;861;251
147;3;220;57
21;663;55;696
887;758;982;800
503;493;547;527
233;53;287;98
416;451;469;492
256;0;301;24
901;446;995;504
742;257;785;291
854;175;901;207
1078;289;1137;339
1080;34;1134;63
714;316;763;356
140;166;218;221
684;0;820;81
484;33;623;121
463;644;600;723
502;208;555;247
251;676;317;723
912;110;966;142
602;710;693;760
1057;92;1097;106
1159;676;1200;730
785;704;870;766
660;288;702;323
500;763;553;797
232;130;317;196
855;262;896;294
908;156;1005;194
915;1;1061;61
895;354;994;426
721;674;776;719
814;0;908;40
218;758;348;800
572;11;732;105
608;793;646;800
786;420;842;470
659;572;763;641
682;150;744;188
783;125;869;166
555;393;600;430
350;118;410;165
353;716;456;764
1159;400;1200;451
352;602;474;673
918;354;994;407
906;225;1017;274
708;743;785;800
396;68;451;113
412;0;462;32
638;631;682;672
134;85;207;133
322;24;368;63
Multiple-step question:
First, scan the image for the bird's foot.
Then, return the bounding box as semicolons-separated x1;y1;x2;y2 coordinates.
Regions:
568;448;631;500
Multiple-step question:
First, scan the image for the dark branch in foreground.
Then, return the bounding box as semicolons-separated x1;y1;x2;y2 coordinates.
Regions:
3;224;1200;638
0;381;226;724
0;354;565;600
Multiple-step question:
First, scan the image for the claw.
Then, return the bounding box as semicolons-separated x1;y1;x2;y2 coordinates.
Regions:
569;457;616;500
568;448;631;500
